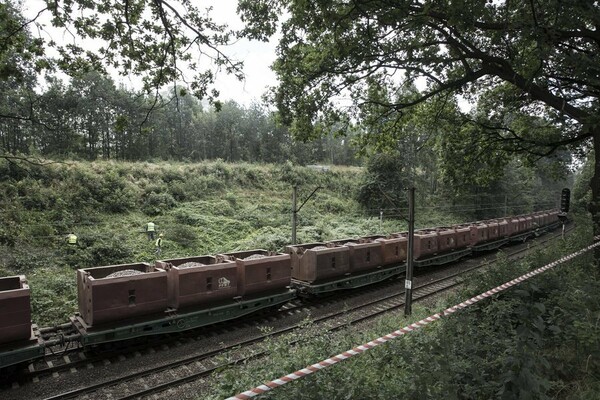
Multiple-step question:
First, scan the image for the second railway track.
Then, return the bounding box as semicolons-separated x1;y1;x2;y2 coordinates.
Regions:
9;226;570;400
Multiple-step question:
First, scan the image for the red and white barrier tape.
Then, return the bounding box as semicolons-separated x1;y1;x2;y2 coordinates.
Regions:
226;238;600;400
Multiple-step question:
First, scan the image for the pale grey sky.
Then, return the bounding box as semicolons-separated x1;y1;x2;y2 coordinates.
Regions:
205;0;279;105
23;0;279;106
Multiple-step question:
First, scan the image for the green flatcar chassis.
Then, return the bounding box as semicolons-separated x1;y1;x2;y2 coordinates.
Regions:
414;248;472;267
72;289;296;346
0;326;45;370
292;264;406;296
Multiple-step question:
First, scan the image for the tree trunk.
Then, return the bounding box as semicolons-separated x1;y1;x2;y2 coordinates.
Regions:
590;127;600;262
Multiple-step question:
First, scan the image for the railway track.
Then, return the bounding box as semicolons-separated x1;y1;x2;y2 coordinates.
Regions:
0;227;560;399
38;270;462;400
33;226;571;400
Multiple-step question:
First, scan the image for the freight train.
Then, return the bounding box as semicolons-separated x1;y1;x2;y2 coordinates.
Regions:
0;209;563;372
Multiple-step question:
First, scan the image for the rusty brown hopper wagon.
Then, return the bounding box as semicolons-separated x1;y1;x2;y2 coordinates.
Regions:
364;233;408;265
524;215;534;231
220;250;291;297
518;216;528;232
411;230;439;259
470;223;489;245
509;217;521;236
77;263;168;327
497;218;509;237
436;228;458;253
285;242;350;283
375;235;408;265
155;256;239;310
552;211;560;223
486;220;500;240
363;234;408;266
0;276;32;344
329;238;384;273
454;225;472;248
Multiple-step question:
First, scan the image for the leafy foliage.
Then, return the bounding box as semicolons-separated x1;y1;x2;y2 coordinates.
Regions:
357;152;410;211
2;0;240;104
208;222;600;399
239;0;599;145
237;0;600;235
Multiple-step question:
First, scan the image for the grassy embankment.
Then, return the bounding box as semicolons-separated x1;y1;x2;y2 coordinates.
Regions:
0;159;462;326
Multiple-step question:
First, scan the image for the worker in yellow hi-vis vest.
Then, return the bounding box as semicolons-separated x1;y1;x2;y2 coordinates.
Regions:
155;233;163;256
66;232;78;254
67;232;78;245
146;221;156;240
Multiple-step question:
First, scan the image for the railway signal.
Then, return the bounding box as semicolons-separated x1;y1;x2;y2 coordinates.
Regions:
560;188;570;213
559;188;570;239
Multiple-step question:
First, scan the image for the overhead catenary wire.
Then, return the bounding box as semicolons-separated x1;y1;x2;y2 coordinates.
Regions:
363;201;557;213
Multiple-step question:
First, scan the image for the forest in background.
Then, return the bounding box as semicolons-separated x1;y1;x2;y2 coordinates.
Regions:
1;71;357;165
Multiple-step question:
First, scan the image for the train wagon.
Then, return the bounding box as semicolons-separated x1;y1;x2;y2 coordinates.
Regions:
156;255;239;310
0;276;44;370
285;242;351;283
0;208;565;370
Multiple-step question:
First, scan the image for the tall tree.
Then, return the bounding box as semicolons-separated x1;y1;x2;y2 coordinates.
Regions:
2;1;243;107
0;1;45;155
238;0;600;241
35;79;80;157
70;72;119;160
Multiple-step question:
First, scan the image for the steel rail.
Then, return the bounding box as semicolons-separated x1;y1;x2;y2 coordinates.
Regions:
40;226;571;400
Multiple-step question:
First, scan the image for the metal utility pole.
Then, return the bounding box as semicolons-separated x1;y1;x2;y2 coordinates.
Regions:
375;185;414;314
292;187;297;245
404;187;415;316
559;188;570;240
291;186;321;245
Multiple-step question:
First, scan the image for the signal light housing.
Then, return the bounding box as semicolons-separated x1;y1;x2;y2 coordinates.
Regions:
560;188;570;213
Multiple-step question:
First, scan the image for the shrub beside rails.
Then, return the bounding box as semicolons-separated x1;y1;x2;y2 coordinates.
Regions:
0;210;562;371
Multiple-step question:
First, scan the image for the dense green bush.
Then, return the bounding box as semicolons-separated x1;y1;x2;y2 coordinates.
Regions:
0;243;57;272
142;192;177;215
29;267;77;326
167;181;188;201
172;201;237;225
77;232;134;267
169;224;198;248
16;178;58;211
102;186;138;213
180;175;227;198
236;226;291;251
318;193;351;214
278;161;310;186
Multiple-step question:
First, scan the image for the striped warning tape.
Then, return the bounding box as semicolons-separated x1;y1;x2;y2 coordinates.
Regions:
226;237;600;400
